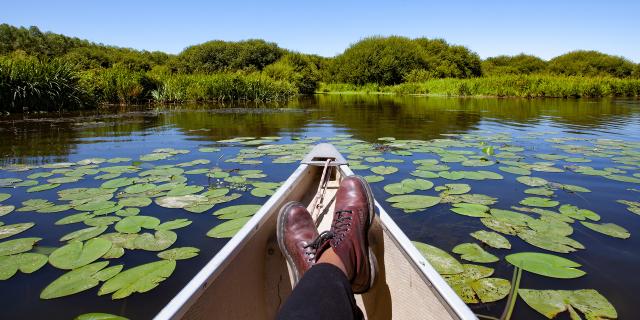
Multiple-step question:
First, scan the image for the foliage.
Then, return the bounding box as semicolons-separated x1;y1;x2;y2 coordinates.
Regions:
263;52;321;94
548;50;636;78
175;39;283;73
482;54;547;76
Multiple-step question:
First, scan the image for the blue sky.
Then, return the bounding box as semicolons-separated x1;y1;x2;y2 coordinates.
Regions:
2;0;639;61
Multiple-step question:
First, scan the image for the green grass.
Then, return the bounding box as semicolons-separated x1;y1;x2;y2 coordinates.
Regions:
320;75;640;98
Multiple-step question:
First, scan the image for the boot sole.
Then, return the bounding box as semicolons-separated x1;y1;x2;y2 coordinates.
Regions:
350;175;377;294
277;201;304;285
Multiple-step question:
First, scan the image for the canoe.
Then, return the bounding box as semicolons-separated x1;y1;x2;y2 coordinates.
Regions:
155;143;476;320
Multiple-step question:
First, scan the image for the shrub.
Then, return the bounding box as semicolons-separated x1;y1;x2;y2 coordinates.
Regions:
548;51;636;78
264;53;321;94
482;54;547;76
176;39;284;73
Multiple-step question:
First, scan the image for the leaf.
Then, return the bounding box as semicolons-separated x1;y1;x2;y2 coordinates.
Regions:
157;247;200;260
155;195;208;209
505;252;586;279
85;216;121;227
0;205;15;216
49;238;113;270
0;193;10;202
383;178;432;195
524;187;554;196
438;171;465;180
411;241;464;275
155;219;192;231
212;204;261;219
470;230;511;249
27;183;60;192
118;197;152;207
436;183;471;195
520;197;559;208
75;200;117;212
516;176;548;187
0;222;35;240
115;216;161;233
519;289;617;320
166;185;204;196
517;229;583;253
56;212;95;225
74;313;128;320
98;260;176;299
559;204;600;221
386;194;441;212
207;217;251;238
443;264;510;303
41;261;123;299
0;253;48;280
498;166;531;176
450;203;491;217
0;237;41;256
580;222;630;239
60;226;108;242
100;177;135;189
371;166;398;175
452;243;499;263
134;230;177;251
251;188;275;197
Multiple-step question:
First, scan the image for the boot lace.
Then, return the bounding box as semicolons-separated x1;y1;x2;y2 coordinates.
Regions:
331;210;353;246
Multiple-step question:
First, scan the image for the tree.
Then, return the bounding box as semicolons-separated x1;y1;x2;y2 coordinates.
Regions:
548;50;635;77
176;39;283;73
482;54;547;76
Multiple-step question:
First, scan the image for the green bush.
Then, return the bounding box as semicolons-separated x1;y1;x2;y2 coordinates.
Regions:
0;56;92;112
482;54;547;76
264;53;321;94
176;39;283;73
413;38;482;78
79;64;156;104
548;50;636;78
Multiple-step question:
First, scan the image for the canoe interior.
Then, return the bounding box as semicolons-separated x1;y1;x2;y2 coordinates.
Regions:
167;164;465;320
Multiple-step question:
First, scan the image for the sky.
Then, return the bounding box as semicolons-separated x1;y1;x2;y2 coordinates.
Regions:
2;0;639;62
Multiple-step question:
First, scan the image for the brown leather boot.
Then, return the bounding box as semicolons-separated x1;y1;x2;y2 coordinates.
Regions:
277;201;319;285
316;175;377;293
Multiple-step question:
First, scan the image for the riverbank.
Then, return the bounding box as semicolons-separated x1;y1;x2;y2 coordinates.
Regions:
318;75;640;98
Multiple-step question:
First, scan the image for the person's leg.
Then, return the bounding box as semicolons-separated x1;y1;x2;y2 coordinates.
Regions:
276;262;363;320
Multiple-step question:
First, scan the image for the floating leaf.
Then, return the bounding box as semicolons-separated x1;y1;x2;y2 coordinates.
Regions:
0;237;41;256
27;183;60;193
85;216;121;227
0;252;48;280
452;243;499;263
0;193;11;202
559;204;600;221
498;166;531;175
124;183;157;194
436;183;471;195
411;241;464;275
450;203;490;217
49;238;112;270
212;204;261;219
118;197;152;208
371;166;398;175
41;261;123;299
157;247;200;260
443;264;510;303
505;252;585;279
386;194;441;212
517;229;583;253
60;226;108;242
98;260;176;299
155;195;208;209
519;289;617;320
155;219;192;231
0;222;35;240
520;197;559;208
470;230;511;249
438;171;465;180
75;200;117;212
101;178;135;189
524;187;554;196
580;222;630;239
0;205;15;216
134;230;177;251
516;176;548;187
56;212;94;225
166;185;204;196
74;313;128;320
251;188;275;198
115;216;161;233
206;217;251;238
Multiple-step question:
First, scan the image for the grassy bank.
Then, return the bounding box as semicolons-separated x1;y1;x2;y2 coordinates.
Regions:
319;75;640;98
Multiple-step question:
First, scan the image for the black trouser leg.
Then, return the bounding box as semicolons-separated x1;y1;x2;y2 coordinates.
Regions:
276;263;363;320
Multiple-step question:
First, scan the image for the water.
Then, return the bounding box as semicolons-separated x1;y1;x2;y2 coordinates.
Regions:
0;95;639;319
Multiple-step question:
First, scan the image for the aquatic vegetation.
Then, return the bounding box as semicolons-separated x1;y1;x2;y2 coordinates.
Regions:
41;261;123;299
519;289;617;320
505;252;585;279
98;260;175;299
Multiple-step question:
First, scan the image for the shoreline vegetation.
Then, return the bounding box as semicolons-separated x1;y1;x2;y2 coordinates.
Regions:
1;24;640;112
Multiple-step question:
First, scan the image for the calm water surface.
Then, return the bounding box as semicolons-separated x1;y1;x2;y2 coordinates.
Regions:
0;95;639;319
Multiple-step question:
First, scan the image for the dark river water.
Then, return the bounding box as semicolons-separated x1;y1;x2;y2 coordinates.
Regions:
0;95;639;319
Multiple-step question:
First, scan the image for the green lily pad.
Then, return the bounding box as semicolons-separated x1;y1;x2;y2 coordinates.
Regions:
251;188;275;198
74;312;128;320
386;195;441;212
0;237;41;256
559;204;600;221
155;195;208;209
0;222;35;240
438;171;465;180
520;197;559;208
498;166;531;175
371;166;398;175
505;252;585;279
0;252;48;280
85;216;121;227
490;209;534;226
480;217;525;235
207;217;251;238
100;177;136;189
49;238;112;270
27;183;60;193
470;230;511;249
124;183;157;194
450;203;491;217
98;260;176;299
55;212;94;225
0;193;11;202
383;179;433;195
524;187;554;196
118;197;152;207
115;216;161;233
364;175;384;183
166;185;204;197
0;205;15;216
443;264;510;303
134;230;177;251
213;204;261;219
580;222;630;239
75;200;117;212
436;183;471;195
157;247;200;260
60;226;108;242
41;261;123;299
519;289;617;320
410;170;439;179
517;229;583;253
155;219;192;231
411;241;464;275
516;176;548;187
452;243;499;263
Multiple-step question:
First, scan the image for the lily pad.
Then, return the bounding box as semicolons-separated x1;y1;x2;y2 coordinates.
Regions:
0;193;11;202
519;289;617;320
74;313;128;320
41;261;123;299
115;216;161;233
0;205;15;216
134;230;177;251
505;252;585;279
155;219;192;231
559;204;600;221
0;222;35;240
499;166;531;175
49;238;112;270
0;237;41;256
212;204;261;219
470;230;511;249
580;222;630;239
386;195;441;212
118;197;152;208
0;252;48;280
157;247;200;260
166;185;204;197
411;241;464;275
206;217;251;238
60;226;108;242
371;166;398;175
516;176;548;187
155;195;208;209
443;264;511;303
450;203;491;217
452;243;499;263
27;183;60;193
251;188;275;198
98;260;176;299
520;197;559;208
436;183;471;195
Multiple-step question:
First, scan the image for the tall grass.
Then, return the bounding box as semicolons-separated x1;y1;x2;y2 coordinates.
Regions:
0;57;92;112
151;73;297;103
322;75;640;98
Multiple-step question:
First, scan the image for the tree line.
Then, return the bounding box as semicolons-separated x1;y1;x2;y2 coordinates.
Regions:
1;23;639;111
